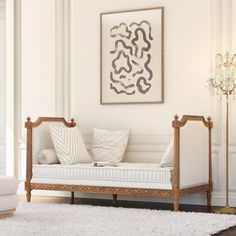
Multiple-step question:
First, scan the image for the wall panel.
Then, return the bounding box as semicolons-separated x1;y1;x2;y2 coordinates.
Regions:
0;1;5;175
21;0;56;125
15;0;236;206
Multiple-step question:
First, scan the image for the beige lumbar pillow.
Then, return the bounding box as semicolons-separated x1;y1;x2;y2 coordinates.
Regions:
160;139;174;167
50;126;92;165
37;149;59;164
91;128;129;163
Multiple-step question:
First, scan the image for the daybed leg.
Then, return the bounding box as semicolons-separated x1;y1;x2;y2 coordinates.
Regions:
71;192;74;205
112;194;117;207
173;193;180;211
207;191;211;213
26;190;31;202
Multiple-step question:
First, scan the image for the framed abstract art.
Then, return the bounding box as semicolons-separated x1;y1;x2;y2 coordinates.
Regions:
100;7;164;104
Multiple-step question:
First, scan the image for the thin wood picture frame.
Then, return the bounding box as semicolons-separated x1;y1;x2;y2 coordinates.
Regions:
100;7;164;104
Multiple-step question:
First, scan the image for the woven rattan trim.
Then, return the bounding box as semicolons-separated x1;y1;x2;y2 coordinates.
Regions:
30;183;173;197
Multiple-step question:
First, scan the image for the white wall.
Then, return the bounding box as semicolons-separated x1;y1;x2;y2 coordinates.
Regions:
16;0;236;206
0;0;6;175
70;0;211;134
21;0;56;125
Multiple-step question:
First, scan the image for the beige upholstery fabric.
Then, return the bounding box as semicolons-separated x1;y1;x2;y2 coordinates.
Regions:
37;149;59;164
91;128;129;162
32;163;173;189
0;194;18;212
0;176;18;212
0;176;18;195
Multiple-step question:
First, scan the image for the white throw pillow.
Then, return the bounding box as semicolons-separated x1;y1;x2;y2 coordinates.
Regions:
37;149;59;164
160;139;174;167
49;126;92;165
91;128;129;163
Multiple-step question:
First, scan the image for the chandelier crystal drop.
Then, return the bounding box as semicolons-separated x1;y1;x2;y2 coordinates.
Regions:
207;52;236;97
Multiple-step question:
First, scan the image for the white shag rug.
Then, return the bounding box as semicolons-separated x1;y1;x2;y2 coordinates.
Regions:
1;202;236;236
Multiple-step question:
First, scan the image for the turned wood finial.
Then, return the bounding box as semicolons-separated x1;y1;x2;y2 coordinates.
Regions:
207;116;213;128
27;117;31;122
174;114;179;120
71;118;76;127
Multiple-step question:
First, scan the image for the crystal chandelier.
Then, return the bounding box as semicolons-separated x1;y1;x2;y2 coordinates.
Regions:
207;52;236;97
206;51;236;214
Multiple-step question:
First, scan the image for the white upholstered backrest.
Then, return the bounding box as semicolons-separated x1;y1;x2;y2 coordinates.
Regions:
179;121;208;188
83;133;171;163
32;122;65;164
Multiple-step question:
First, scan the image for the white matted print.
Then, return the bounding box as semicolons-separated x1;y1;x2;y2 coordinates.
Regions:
100;7;164;104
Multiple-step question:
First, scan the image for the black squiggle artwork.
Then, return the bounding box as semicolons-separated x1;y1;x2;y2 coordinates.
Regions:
136;77;151;94
110;40;133;56
131;60;143;77
110;72;135;89
144;54;153;81
109;20;155;97
131;60;139;66
129;20;153;40
133;69;144;77
120;75;126;79
110;83;135;95
110;23;132;39
131;28;151;58
112;51;132;74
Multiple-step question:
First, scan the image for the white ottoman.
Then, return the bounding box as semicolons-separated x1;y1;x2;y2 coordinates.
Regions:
0;176;18;217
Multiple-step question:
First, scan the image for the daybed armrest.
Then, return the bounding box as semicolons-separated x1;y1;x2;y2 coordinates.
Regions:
172;115;213;189
24;116;76;201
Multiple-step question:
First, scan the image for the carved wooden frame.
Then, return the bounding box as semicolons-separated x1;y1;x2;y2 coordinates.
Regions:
24;117;76;202
25;115;213;211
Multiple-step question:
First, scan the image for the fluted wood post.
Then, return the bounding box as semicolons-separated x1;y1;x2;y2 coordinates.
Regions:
172;115;180;211
25;117;33;202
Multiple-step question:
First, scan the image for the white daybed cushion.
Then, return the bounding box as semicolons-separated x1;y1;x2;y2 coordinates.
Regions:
91;128;129;163
37;149;59;164
50;126;92;165
32;163;173;190
160;139;174;167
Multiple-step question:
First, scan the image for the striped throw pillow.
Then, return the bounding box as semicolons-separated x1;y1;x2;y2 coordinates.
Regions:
49;126;92;164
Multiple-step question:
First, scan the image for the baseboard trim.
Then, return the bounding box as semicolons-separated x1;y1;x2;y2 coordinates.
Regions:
18;195;215;212
17;188;236;207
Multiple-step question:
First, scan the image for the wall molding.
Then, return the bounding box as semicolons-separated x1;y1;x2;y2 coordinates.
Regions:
13;0;21;179
63;0;71;120
208;0;236;205
5;0;20;177
55;0;71;119
0;138;6;146
0;0;5;19
0;0;5;8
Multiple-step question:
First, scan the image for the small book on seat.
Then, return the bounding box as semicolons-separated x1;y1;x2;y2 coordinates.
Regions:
93;161;118;167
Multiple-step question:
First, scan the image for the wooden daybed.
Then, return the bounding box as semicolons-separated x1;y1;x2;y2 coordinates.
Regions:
25;115;213;211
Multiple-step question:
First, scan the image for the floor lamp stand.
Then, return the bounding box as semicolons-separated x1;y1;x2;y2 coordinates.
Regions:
214;93;236;214
207;52;236;214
